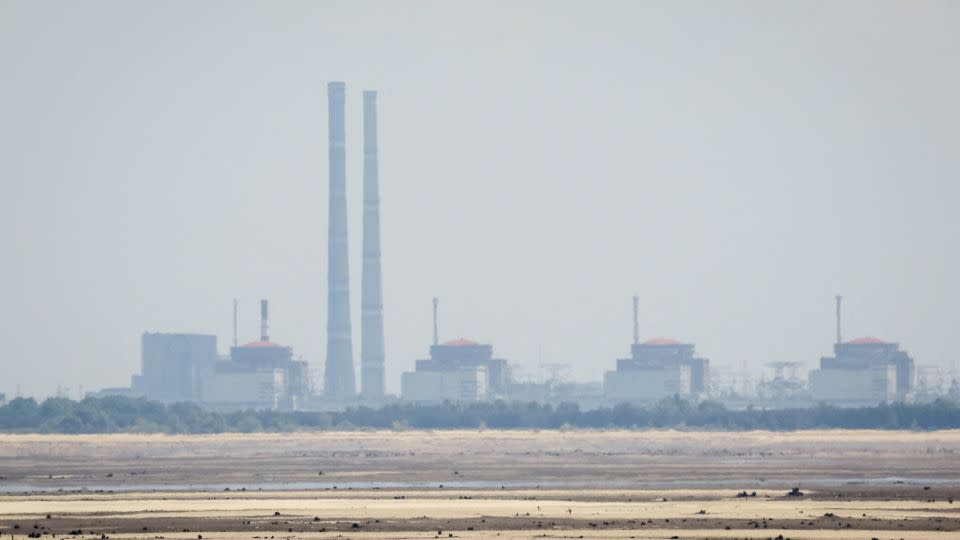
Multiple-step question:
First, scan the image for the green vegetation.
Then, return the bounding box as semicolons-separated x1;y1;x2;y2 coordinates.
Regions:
0;395;958;434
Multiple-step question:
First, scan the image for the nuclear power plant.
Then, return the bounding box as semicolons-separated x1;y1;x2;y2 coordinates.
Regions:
87;85;939;411
100;81;390;410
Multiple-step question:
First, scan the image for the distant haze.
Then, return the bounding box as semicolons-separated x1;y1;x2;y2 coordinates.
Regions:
1;1;958;398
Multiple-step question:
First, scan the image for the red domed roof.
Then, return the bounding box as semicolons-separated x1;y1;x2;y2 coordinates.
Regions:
642;338;684;346
241;341;283;348
847;337;888;345
442;338;481;347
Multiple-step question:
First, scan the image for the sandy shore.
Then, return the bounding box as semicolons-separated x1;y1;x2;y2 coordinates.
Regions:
1;430;958;538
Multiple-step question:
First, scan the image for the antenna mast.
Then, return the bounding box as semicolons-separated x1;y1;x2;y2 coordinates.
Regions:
432;297;439;346
835;295;842;345
233;298;239;347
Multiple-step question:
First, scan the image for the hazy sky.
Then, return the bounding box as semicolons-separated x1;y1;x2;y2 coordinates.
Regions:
2;1;958;399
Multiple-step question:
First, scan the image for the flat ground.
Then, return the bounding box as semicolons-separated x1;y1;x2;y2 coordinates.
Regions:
1;430;958;539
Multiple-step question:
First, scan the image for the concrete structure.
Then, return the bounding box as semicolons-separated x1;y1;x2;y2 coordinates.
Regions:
201;367;285;410
810;337;915;405
128;300;309;410
402;365;488;403
207;299;309;409
424;339;511;395
605;338;710;403
324;81;356;401
605;364;690;402
221;340;308;409
604;298;710;404
401;338;511;402
135;333;218;402
810;362;896;405
360;90;386;402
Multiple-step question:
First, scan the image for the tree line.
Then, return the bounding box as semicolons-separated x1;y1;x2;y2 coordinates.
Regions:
0;395;958;434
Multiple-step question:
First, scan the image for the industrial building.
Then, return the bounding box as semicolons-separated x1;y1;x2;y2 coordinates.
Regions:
808;297;916;406
402;364;488;403
129;300;308;410
401;299;511;403
810;337;915;405
133;333;217;402
105;83;387;409
201;361;286;410
402;338;510;403
83;84;940;413
201;299;310;410
604;296;710;403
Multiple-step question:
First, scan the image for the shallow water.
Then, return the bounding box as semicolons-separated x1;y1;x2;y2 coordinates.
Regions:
2;475;957;494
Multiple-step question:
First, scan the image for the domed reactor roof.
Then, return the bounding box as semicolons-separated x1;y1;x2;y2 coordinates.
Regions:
240;341;284;348
642;338;684;346
846;336;888;345
442;338;481;347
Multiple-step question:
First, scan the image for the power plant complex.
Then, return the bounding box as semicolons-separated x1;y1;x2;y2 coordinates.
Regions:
604;296;710;403
109;82;386;410
89;83;940;411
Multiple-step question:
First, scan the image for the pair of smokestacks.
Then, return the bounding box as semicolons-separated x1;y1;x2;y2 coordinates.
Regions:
324;82;385;401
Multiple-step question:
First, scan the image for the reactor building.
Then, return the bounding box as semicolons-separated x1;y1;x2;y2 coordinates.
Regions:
401;338;511;403
203;299;310;410
131;299;308;409
808;297;915;405
400;299;511;403
603;296;710;403
809;337;915;405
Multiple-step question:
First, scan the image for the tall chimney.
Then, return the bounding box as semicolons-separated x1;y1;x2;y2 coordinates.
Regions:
360;90;385;401
233;298;239;347
324;81;356;400
835;295;843;345
260;299;269;342
432;297;439;346
632;294;639;345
